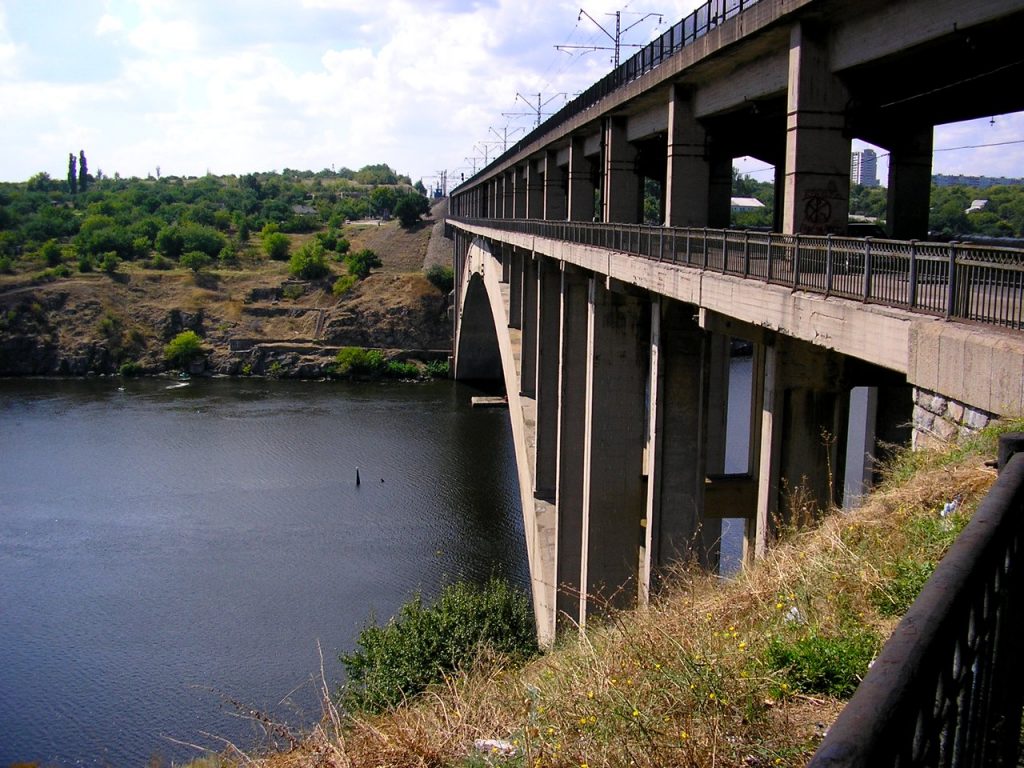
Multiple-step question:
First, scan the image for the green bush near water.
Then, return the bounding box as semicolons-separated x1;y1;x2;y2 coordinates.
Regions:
339;578;538;714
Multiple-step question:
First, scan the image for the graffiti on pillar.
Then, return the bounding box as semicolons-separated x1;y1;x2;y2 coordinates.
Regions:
800;180;845;235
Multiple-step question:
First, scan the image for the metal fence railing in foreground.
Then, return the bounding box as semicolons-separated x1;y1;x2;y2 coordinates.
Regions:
808;433;1024;767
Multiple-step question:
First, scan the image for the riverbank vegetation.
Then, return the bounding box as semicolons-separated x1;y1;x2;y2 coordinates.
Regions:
0;166;451;377
191;420;1020;767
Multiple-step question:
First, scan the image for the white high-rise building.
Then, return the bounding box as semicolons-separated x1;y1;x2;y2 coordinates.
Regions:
851;149;879;188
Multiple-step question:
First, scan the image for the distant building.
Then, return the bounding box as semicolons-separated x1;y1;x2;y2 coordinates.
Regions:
730;196;766;211
851;149;879;188
965;199;989;214
934;174;1024;188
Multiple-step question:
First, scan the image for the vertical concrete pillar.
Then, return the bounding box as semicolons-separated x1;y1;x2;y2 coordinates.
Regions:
603;117;641;223
843;386;878;506
886;126;933;240
580;279;649;621
527;161;544;219
520;254;539;396
508;247;523;330
503;172;515;219
555;265;589;624
490;178;499;219
513;166;528;219
751;342;779;561
708;152;734;229
782;22;851;235
644;300;722;597
535;257;561;500
665;86;711;227
568;136;595;222
544;150;568;220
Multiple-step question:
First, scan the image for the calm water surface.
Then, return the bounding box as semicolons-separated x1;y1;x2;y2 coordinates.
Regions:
0;378;526;767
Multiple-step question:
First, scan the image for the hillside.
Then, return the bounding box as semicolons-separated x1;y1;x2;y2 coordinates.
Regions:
0;184;452;378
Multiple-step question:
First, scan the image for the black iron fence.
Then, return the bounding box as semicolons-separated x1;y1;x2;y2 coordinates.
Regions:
453;0;763;193
808;434;1024;767
449;217;1024;330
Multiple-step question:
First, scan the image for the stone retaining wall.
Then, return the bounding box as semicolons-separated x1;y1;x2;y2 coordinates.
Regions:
912;387;994;449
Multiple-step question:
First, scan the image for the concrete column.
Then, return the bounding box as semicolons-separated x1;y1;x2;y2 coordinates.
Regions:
750;336;848;556
644;300;722;597
503;172;515;219
490;178;499;218
544;150;568;220
568;136;595;222
750;343;779;561
527;161;544;219
555;265;589;624
520;254;539;396
665;87;711;227
782;21;851;235
886;126;934;240
708;151;734;230
580;278;649;621
535;257;561;500
513;167;528;219
602;117;641;223
508;247;523;330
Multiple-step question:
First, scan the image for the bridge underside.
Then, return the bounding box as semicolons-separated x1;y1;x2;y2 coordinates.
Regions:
453;230;926;644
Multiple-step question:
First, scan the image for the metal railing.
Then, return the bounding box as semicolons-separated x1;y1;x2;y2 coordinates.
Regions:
449;217;1024;330
808;434;1024;767
452;0;763;193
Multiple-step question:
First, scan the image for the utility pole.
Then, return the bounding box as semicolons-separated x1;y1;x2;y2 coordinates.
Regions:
489;124;525;153
503;92;567;128
558;8;663;67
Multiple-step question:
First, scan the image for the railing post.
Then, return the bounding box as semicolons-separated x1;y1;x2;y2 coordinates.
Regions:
722;230;728;274
946;241;959;320
658;227;664;262
793;234;801;289
743;230;750;277
863;238;873;302
825;233;833;296
908;240;918;309
702;227;709;269
766;232;773;282
998;433;1024;472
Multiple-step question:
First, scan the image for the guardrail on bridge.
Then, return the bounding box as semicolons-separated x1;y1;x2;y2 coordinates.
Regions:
449;217;1024;331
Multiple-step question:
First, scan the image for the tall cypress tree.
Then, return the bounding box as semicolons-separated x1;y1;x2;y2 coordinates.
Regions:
67;153;78;195
78;150;88;193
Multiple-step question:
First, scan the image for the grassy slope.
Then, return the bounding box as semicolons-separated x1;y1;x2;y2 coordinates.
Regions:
207;420;1024;768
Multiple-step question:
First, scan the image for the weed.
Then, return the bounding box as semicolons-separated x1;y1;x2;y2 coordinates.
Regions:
765;627;879;698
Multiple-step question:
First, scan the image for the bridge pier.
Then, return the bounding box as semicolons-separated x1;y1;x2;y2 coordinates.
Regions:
603;117;642;223
534;257;561;501
568;135;597;221
544;150;567;220
580;277;649;622
644;299;724;596
665;87;711;228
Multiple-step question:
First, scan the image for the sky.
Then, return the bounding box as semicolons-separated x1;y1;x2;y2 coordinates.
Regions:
1;0;1023;189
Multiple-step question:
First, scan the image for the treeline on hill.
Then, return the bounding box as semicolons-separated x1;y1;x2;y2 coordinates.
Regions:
0;163;431;276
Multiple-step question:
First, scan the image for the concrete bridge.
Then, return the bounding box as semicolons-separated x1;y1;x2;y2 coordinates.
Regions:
445;0;1024;645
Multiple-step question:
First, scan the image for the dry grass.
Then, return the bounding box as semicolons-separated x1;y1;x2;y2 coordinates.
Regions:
194;423;1020;768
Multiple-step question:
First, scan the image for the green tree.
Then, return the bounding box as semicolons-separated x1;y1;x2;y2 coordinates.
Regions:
164;330;205;368
78;150;88;193
180;250;212;273
369;186;398;218
40;239;62;267
67;153;78;195
288;240;329;280
262;231;290;260
345;248;381;279
393;191;430;227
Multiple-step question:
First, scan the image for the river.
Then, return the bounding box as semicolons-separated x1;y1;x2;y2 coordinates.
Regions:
0;378;527;767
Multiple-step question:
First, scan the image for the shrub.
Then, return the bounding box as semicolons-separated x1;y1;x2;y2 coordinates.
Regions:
765;627;879;698
0;256;11;273
100;251;121;275
332;346;385;378
180;250;212;273
332;274;358;296
345;248;381;279
118;360;144;377
40;239;63;267
263;231;290;261
288;240;330;280
425;359;450;378
340;578;537;713
384;360;420;378
164;330;205;369
78;254;93;273
425;264;454;294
